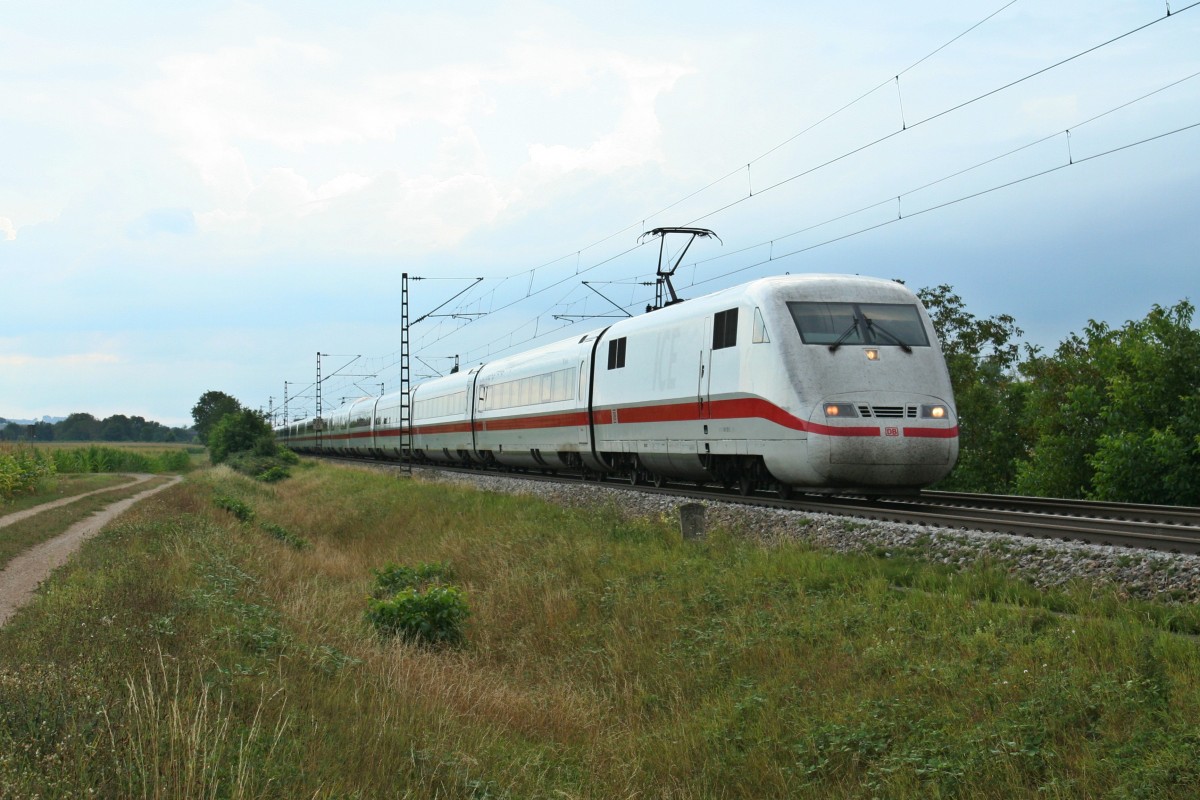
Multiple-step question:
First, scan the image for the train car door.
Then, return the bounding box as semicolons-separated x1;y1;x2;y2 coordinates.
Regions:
577;359;589;444
698;316;713;419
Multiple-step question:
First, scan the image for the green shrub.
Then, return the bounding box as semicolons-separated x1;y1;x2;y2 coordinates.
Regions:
365;585;470;646
225;451;296;482
208;410;275;465
260;521;310;550
257;465;291;483
213;494;254;522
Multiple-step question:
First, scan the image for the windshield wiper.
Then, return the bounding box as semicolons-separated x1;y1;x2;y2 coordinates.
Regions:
827;319;860;353
864;317;913;353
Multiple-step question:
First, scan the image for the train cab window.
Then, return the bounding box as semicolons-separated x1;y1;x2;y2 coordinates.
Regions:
752;308;770;343
788;301;929;347
607;337;627;369
713;308;739;350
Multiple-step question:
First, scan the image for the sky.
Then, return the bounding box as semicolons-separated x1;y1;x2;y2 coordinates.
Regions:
1;0;1197;428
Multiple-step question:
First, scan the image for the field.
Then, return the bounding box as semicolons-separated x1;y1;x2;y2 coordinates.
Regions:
0;443;202;505
2;461;1200;797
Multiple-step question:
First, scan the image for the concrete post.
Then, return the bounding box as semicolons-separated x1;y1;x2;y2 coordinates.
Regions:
679;503;706;541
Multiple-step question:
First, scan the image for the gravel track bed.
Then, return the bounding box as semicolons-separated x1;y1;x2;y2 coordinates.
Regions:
413;467;1200;605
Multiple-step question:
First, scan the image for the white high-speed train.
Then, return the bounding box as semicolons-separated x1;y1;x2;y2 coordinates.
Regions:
278;274;959;495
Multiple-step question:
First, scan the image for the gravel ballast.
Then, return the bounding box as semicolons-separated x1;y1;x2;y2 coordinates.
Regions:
416;468;1200;605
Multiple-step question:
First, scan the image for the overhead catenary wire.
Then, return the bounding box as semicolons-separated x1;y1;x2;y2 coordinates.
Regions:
429;113;1200;365
417;5;1195;362
298;3;1198;407
349;106;1198;396
287;1;1040;403
684;1;1200;229
410;0;1031;316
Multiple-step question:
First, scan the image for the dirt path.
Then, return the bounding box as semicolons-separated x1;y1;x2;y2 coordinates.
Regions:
0;473;154;530
0;475;183;626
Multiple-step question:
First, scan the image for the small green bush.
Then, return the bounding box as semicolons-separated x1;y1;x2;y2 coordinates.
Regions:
213;494;254;522
260;521;309;550
366;562;468;646
257;466;291;483
365;585;470;647
226;451;297;482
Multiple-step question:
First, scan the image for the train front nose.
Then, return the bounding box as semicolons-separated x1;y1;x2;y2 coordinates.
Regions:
807;395;958;487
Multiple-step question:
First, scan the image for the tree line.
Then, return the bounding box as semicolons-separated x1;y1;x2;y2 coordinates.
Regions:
919;285;1199;506
0;412;196;443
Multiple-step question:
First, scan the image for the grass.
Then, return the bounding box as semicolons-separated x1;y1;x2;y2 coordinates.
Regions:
3;461;1200;797
0;472;135;515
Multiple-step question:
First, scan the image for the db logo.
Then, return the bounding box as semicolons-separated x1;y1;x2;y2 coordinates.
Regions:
884;427;900;437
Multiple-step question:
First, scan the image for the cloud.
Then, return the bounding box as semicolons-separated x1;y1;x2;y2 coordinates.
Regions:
135;34;690;252
519;52;690;182
0;216;15;241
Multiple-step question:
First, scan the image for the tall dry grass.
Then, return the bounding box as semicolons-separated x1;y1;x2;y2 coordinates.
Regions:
113;648;288;800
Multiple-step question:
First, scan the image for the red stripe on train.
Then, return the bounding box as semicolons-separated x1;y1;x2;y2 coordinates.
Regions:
287;397;957;442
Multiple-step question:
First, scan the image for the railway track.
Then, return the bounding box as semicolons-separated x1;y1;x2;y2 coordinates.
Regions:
321;455;1200;555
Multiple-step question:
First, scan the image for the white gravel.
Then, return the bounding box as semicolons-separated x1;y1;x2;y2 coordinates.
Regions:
415;468;1200;605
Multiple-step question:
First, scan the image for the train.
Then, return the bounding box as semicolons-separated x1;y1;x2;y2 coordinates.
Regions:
277;274;959;496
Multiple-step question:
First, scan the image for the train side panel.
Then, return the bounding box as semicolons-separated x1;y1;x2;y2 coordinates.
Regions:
410;370;478;463
473;336;592;469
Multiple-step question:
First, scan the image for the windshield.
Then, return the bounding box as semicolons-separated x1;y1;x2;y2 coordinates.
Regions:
788;301;930;347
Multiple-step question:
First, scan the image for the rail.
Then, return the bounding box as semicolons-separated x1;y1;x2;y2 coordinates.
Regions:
315;455;1200;555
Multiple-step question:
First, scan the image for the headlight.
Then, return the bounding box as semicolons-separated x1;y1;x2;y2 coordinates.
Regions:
824;402;859;418
920;404;949;420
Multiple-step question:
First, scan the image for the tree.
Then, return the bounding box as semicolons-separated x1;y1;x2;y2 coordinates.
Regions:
101;414;133;441
1015;325;1110;499
1017;300;1200;504
191;391;242;445
207;408;276;464
917;284;1028;493
56;412;101;441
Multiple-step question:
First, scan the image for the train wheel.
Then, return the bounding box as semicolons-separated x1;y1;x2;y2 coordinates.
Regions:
777;483;792;500
652;473;666;488
629;469;642;486
738;475;756;496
